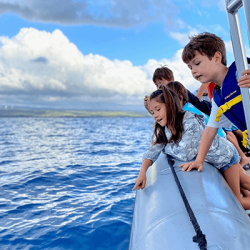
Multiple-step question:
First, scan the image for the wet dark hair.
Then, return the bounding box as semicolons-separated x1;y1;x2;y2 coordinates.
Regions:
152;66;174;83
150;85;185;145
167;81;188;105
182;32;227;66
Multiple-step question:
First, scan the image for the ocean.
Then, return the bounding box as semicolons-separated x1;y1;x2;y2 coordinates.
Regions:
0;117;153;250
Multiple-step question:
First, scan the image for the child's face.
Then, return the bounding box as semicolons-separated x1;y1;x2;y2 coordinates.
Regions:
149;99;167;127
187;52;217;84
154;78;172;89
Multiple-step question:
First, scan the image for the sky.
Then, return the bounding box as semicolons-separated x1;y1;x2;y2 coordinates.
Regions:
0;0;250;111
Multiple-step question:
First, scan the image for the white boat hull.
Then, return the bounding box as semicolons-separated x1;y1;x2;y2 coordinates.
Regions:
129;153;250;250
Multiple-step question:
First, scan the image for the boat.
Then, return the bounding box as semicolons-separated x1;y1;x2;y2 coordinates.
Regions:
130;1;250;249
129;153;250;250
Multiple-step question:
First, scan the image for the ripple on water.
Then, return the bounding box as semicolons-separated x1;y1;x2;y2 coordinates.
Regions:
0;117;152;249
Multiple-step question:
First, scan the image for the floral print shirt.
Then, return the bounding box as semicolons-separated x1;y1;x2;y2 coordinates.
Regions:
142;111;235;170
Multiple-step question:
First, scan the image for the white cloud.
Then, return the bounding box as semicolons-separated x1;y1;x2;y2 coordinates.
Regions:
0;27;200;109
169;27;200;46
0;28;154;107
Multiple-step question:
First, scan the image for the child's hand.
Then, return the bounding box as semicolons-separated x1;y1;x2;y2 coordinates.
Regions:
132;172;147;191
179;160;203;172
238;69;250;88
144;95;150;111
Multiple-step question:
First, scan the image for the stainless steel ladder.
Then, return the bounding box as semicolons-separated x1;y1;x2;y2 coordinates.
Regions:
225;0;250;147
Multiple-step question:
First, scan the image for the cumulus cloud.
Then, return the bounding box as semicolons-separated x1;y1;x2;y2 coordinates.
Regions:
0;28;153;107
0;0;179;28
0;27;200;109
169;27;200;46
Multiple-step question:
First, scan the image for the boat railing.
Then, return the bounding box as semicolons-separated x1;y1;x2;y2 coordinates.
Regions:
225;0;250;148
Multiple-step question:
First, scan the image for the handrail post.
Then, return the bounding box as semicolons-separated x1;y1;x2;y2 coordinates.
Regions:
225;0;250;147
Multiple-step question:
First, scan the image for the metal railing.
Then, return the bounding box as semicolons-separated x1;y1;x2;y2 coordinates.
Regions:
225;0;250;147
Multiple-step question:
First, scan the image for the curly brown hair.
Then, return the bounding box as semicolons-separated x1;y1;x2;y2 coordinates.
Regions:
182;32;227;66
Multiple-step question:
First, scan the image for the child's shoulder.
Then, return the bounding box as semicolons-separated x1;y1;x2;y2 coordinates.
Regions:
183;110;197;123
184;110;198;118
183;110;205;126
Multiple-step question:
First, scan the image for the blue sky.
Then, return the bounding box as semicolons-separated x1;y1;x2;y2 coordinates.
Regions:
0;0;249;111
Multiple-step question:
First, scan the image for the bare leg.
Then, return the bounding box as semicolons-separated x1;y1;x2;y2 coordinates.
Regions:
233;129;243;141
227;131;250;168
239;167;250;190
241;188;250;197
223;163;250;210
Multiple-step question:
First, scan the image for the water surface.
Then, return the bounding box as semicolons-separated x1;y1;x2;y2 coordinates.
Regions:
0;117;153;250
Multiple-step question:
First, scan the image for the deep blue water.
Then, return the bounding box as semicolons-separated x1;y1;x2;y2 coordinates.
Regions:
0;117;153;250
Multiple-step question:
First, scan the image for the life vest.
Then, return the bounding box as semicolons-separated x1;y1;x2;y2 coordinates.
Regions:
213;58;250;147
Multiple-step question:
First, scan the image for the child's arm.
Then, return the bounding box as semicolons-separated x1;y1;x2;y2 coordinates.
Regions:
179;126;218;172
132;159;152;190
132;142;164;190
187;90;211;116
196;82;209;100
238;69;250;88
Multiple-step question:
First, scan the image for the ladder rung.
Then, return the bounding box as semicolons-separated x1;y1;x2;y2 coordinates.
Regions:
227;0;243;14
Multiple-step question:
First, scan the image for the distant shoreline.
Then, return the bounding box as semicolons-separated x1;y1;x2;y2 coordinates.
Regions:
0;109;150;118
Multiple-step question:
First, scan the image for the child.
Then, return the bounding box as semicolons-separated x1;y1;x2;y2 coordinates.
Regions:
181;32;250;174
168;81;250;196
132;86;250;209
191;81;250;169
144;66;174;111
144;66;212;116
167;81;225;138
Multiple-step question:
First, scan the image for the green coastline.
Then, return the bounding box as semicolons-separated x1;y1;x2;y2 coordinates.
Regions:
0;109;150;118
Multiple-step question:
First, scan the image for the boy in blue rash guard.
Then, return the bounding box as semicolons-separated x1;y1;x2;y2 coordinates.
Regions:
181;32;250;173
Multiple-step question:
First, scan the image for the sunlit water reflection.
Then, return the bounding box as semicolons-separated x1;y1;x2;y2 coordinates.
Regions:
0;117;153;250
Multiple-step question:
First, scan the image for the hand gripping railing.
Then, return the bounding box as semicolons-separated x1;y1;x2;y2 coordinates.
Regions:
225;0;250;148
